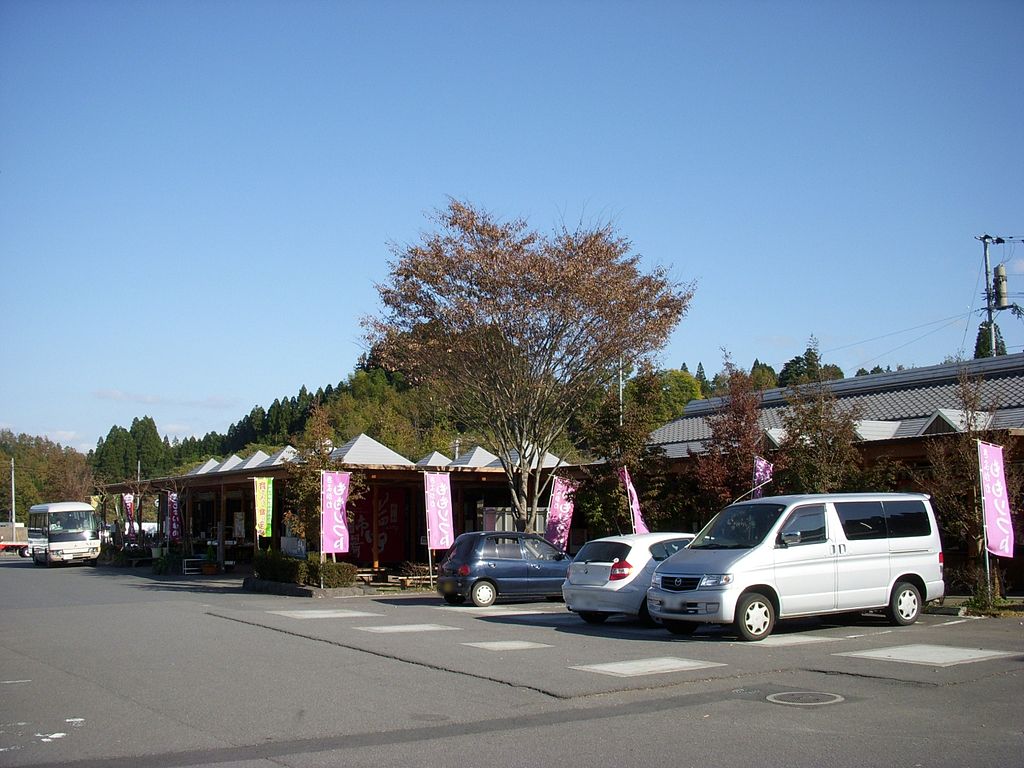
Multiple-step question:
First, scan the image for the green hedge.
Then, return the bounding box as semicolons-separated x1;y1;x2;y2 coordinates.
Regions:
253;549;358;588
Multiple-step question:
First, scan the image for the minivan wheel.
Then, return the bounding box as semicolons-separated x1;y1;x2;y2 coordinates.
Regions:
887;581;921;626
470;580;497;607
735;592;775;641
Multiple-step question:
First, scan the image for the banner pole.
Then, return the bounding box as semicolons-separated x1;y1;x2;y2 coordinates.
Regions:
977;440;992;605
320;471;325;592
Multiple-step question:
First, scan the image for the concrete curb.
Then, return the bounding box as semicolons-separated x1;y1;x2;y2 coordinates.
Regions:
242;576;379;598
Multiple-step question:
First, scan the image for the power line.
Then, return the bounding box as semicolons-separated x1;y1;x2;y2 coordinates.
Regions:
822;312;972;355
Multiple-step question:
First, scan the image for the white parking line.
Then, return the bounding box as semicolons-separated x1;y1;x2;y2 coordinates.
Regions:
571;657;726;677
835;644;1017;667
267;609;383;619
434;606;547;616
356;624;461;634
744;635;839;647
462;641;553;651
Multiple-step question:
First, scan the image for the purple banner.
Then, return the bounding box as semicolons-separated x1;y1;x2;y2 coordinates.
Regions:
424;472;455;550
978;441;1014;558
168;492;182;543
752;456;773;499
123;493;136;542
544;476;576;550
618;466;648;534
321;471;351;554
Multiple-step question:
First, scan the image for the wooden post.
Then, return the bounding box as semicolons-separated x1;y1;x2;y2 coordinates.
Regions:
218;484;227;568
372;483;379;571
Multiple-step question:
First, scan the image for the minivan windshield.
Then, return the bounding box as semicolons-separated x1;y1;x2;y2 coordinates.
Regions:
689;503;786;550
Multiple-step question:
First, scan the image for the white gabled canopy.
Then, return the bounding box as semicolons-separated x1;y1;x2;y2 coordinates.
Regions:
330;433;415;467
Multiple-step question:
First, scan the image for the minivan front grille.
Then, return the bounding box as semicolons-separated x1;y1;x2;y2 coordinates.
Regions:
660;575;701;592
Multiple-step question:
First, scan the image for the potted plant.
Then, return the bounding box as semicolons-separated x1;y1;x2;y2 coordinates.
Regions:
201;544;218;575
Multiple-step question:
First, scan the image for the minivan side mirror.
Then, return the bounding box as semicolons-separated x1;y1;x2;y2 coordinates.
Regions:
778;532;801;548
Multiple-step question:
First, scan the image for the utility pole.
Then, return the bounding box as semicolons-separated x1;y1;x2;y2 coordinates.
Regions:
977;234;1023;357
977;235;1003;357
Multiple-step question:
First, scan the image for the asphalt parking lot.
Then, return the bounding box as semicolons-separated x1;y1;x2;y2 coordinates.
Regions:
3;561;1023;768
209;591;1024;699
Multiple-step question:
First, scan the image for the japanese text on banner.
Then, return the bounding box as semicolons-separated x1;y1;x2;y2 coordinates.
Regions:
978;441;1014;558
321;471;351;554
424;472;454;550
544;476;576;551
254;478;273;538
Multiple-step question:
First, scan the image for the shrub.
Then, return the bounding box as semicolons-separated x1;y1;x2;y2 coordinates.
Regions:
253;549;307;584
398;561;431;577
253;550;358;588
304;556;359;588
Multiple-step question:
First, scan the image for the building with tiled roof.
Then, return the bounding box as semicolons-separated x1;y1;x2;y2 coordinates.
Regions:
650;353;1024;460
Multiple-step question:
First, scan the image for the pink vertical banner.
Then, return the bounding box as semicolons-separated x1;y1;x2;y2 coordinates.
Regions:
752;456;773;499
123;493;136;542
618;466;648;534
168;492;182;543
544;476;576;550
321;471;351;554
978;441;1014;558
424;472;455;550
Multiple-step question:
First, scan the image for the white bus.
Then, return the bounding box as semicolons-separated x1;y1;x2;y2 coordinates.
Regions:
28;502;101;566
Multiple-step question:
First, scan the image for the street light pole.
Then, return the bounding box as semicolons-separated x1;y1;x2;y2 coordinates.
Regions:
10;457;15;525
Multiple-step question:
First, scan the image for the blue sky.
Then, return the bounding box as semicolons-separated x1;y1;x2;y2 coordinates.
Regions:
2;1;1022;453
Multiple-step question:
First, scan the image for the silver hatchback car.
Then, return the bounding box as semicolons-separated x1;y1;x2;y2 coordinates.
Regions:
562;532;694;625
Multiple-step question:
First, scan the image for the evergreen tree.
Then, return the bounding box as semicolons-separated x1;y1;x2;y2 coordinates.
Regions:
973;321;1007;358
750;359;778;390
130;416;169;478
93;426;135;482
694;362;709;398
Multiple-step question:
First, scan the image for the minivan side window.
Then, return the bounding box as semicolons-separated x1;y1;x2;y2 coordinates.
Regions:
835;501;887;540
883;500;932;537
779;505;827;545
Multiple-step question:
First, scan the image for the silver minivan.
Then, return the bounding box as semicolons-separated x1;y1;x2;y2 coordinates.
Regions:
647;493;945;641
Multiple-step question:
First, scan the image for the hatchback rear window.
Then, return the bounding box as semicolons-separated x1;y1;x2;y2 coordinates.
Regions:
574;541;631;563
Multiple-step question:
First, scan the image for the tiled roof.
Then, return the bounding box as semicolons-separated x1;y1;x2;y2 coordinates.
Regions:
450;446;500;468
650;352;1024;456
417;451;452;467
330;434;415;467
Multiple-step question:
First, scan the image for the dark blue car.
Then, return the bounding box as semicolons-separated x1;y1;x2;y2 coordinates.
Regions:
437;531;571;607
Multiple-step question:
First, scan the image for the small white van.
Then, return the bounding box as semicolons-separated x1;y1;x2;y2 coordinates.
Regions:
647;493;945;640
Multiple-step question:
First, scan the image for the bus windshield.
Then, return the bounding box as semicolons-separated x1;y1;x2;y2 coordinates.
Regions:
42;510;99;543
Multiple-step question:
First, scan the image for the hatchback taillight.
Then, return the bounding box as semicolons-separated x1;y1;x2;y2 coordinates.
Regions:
609;560;633;581
457;564;471;577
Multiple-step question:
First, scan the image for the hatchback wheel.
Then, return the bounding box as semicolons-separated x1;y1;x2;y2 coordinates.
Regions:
470;580;497;607
887;581;921;626
734;592;775;641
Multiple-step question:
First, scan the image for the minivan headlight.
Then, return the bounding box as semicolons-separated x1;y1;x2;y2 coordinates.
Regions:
698;574;734;588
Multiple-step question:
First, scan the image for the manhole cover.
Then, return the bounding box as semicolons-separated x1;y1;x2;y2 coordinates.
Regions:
766;691;845;707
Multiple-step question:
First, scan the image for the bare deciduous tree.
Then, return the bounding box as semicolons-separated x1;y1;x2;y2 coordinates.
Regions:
365;200;692;532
